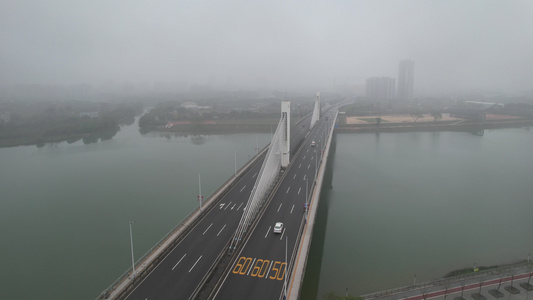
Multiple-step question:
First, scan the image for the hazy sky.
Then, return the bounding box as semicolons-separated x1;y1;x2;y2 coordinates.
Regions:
1;1;533;94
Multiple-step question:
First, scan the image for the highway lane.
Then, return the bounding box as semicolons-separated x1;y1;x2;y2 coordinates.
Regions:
212;109;337;300
124;116;312;300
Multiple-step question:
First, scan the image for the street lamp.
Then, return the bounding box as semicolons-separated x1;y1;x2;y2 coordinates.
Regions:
198;174;203;211
129;221;135;277
284;235;288;299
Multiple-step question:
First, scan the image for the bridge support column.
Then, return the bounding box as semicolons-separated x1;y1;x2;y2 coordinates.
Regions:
281;101;290;168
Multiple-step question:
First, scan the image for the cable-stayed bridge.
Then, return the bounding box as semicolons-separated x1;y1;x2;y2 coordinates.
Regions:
98;95;340;300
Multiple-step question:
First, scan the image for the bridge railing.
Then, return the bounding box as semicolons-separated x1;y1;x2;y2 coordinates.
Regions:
96;144;269;300
362;261;532;300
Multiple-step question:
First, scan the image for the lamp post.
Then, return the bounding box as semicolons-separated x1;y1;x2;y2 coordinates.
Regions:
284;235;288;299
198;174;203;211
129;221;135;277
314;150;318;182
305;178;309;217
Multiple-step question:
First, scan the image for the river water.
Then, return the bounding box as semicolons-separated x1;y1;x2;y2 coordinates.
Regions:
302;129;533;299
1;122;532;299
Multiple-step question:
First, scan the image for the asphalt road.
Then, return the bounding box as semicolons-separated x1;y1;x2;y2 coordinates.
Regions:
211;108;338;300
124;114;312;300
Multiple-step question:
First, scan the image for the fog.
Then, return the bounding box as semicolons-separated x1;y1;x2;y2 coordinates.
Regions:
1;1;532;94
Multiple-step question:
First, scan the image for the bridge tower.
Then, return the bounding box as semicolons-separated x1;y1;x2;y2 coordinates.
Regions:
310;91;321;129
281;101;290;168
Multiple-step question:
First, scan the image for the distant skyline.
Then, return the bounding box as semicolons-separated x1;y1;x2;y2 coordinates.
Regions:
1;1;533;95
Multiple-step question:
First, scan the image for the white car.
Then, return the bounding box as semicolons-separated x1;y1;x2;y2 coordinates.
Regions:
311;140;316;147
273;222;283;233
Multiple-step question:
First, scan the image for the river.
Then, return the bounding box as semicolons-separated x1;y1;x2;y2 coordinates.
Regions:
302;129;533;299
1;122;532;299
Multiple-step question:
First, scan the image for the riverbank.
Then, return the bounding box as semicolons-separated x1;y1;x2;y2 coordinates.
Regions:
336;116;533;133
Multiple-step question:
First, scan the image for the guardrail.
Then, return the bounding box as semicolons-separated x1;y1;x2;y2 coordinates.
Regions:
96;144;269;300
362;261;533;299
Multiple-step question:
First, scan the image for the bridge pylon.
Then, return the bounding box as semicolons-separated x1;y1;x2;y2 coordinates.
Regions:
281;101;290;168
310;91;321;129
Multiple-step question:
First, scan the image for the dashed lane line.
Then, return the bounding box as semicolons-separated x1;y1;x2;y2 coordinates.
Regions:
189;255;202;272
265;226;271;238
217;224;226;236
172;253;187;270
203;223;213;235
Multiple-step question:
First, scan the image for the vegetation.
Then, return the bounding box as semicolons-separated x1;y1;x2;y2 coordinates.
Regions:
444;265;500;278
0;100;143;147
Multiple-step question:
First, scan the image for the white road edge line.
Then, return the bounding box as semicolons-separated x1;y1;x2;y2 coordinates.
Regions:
172;253;187;270
189;255;202;272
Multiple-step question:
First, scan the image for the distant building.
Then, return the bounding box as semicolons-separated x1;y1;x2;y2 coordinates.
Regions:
366;77;395;99
397;60;415;100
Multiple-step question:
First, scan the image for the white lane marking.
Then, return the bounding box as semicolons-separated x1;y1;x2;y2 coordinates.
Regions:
237;202;244;211
280;228;286;240
189;255;202;272
290;204;294;214
231;204;235;210
311;155;314;160
265;260;274;279
303;155;306;160
240;185;246;192
172;253;187;270
286;186;290;194
219;203;225;209
308;164;311;169
298;163;301;168
277;203;283;212
303;174;306;180
293;173;297;179
298;187;301;195
203;223;213;235
247;258;257;276
265;226;271;238
224;201;232;210
217;224;226;236
252;172;257;178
